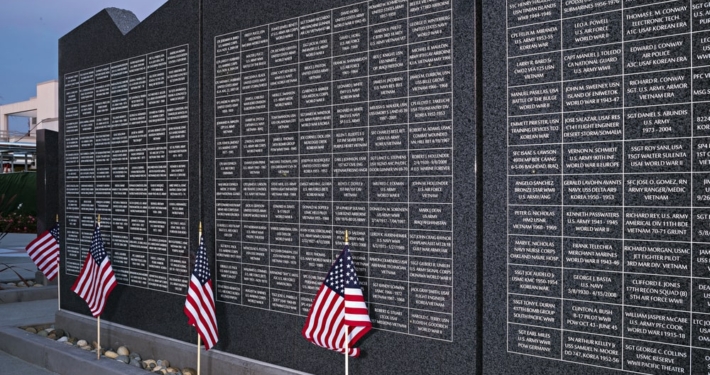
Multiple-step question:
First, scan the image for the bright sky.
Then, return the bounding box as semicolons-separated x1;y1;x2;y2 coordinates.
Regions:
0;0;167;105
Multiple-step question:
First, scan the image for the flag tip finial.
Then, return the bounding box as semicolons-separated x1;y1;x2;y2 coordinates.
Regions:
55;214;58;222
199;221;202;234
97;215;101;224
344;230;349;244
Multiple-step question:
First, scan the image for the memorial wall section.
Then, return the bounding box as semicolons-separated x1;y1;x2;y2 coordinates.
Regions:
59;1;202;341
203;0;477;373
212;0;455;338
485;0;710;374
59;0;478;374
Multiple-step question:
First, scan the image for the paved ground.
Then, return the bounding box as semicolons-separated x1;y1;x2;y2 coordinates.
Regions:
0;299;58;327
0;349;58;375
0;233;41;283
0;233;59;374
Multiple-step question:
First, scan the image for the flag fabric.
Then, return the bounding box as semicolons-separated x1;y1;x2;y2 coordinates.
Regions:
184;235;218;350
26;222;60;281
302;244;372;357
70;224;117;317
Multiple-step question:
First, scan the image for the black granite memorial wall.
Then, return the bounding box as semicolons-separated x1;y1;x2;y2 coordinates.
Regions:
60;0;710;373
484;0;710;374
59;1;201;341
59;0;478;374
37;129;59;233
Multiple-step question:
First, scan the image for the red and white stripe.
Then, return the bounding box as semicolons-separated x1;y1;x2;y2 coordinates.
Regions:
71;254;117;317
344;287;371;344
184;276;218;350
25;231;59;281
302;285;361;357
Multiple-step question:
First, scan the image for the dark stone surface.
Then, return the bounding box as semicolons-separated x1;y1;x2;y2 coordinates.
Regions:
485;1;710;374
36;129;59;233
59;0;478;374
58;0;201;345
202;0;477;374
104;8;140;35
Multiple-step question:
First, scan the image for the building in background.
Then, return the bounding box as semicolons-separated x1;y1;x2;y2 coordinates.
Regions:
0;80;57;172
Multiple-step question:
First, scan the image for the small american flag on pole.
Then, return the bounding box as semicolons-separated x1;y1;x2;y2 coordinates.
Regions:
184;235;218;350
26;222;60;281
70;224;117;317
302;244;371;357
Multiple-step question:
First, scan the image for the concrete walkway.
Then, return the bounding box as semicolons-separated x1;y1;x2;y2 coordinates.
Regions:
0;349;58;375
0;233;59;374
0;233;148;375
0;298;59;374
0;233;41;283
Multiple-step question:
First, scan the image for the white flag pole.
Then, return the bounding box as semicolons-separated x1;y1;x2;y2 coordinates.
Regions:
197;222;202;375
345;326;349;375
56;214;61;311
96;215;101;361
97;315;101;360
344;230;349;375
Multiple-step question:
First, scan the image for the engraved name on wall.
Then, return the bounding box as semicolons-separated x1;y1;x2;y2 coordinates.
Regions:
64;45;191;295
214;0;454;340
506;0;710;373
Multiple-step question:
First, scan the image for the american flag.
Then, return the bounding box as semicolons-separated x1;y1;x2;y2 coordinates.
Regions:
302;244;371;357
184;235;218;350
70;224;117;317
26;222;60;281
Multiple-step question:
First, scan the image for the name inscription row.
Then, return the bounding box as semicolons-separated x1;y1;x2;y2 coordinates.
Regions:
64;45;191;295
214;0;454;341
507;1;710;374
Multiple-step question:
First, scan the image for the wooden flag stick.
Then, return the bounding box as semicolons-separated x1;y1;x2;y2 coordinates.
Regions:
56;214;61;311
197;221;202;375
96;215;101;360
97;316;101;360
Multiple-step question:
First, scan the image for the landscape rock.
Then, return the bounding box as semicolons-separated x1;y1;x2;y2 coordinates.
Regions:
130;359;144;369
116;355;130;364
157;359;170;367
182;368;197;375
104;350;119;359
77;339;88;347
117;346;130;356
24;327;37;334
